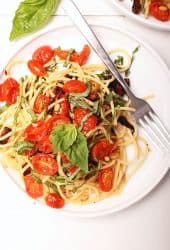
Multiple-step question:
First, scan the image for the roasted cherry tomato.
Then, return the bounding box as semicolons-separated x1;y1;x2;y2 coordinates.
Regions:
24;145;37;157
45;193;65;208
67;165;77;173
32;153;58;176
33;93;50;113
54;45;90;65
62;80;87;93
149;1;169;21
74;107;97;132
27;60;46;76
91;139;116;160
24;175;43;198
32;46;54;65
24;120;50;142
74;44;91;65
61;153;69;163
37;135;53;154
55;94;69;116
98;167;114;192
0;78;19;104
47;114;71;130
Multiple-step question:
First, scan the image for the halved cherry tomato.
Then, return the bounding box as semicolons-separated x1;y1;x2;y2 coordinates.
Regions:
72;45;90;65
98;167;114;192
47;114;71;130
28;60;46;76
67;165;77;173
54;45;90;65
74;107;97;132
55;94;69;116
33;93;50;113
62;80;87;93
32;46;54;65
45;193;65;208
24;120;50;142
149;1;169;21
24;145;37;157
32;153;58;176
24;175;43;198
37;135;53;154
0;78;19;104
61;153;69;163
91;139;116;160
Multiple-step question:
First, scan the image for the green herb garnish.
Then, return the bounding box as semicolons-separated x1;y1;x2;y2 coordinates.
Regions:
13;141;34;155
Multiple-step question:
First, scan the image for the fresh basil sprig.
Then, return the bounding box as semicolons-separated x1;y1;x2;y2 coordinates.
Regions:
10;0;61;41
50;124;89;173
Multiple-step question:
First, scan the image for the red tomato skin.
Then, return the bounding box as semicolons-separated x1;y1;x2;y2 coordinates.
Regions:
0;78;19;104
67;166;77;173
54;45;90;65
61;153;69;163
27;60;46;76
98;167;113;192
74;107;97;132
45;193;65;208
32;46;54;65
24;175;43;198
37;135;53;154
24;145;37;157
149;2;169;21
55;94;69;116
33;94;50;113
62;80;86;93
47;114;71;130
91;139;116;160
24;120;50;142
32;153;58;176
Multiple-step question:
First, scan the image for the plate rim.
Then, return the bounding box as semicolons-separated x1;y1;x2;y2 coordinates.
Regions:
0;23;170;217
111;0;170;31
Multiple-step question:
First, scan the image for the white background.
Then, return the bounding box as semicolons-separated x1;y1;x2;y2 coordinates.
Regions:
0;1;170;250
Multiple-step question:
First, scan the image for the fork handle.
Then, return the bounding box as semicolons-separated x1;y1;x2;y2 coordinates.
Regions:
62;0;136;100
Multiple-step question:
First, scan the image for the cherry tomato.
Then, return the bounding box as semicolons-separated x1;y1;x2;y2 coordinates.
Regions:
24;175;43;198
61;153;69;163
24;145;37;157
24;120;51;142
67;165;77;173
32;153;58;176
45;193;65;208
98;167;114;192
47;114;71;130
32;46;54;65
33;93;50;113
74;107;97;132
91;139;116;160
27;60;46;76
74;45;91;65
54;45;90;65
62;80;87;93
55;94;69;116
88;91;98;101
37;135;53;154
0;78;19;104
149;1;169;21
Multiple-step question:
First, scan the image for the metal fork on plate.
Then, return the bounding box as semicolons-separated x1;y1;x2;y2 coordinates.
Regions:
62;0;170;152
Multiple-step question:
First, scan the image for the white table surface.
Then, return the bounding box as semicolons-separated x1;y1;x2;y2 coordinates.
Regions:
0;1;170;250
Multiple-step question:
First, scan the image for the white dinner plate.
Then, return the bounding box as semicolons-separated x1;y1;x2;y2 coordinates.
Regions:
112;0;170;31
0;24;170;217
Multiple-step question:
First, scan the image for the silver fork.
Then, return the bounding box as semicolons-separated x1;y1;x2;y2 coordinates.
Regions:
62;0;170;152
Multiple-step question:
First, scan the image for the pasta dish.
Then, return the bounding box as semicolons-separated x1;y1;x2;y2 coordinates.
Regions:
0;44;149;209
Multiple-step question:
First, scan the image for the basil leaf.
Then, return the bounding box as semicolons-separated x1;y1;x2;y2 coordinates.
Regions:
14;141;34;155
50;124;77;153
66;130;88;173
10;0;60;41
50;124;89;173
